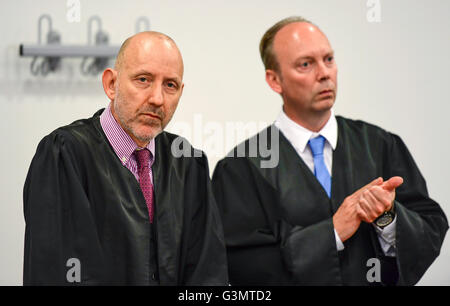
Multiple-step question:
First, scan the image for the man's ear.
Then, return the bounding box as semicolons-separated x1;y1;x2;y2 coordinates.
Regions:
102;68;118;101
265;69;283;94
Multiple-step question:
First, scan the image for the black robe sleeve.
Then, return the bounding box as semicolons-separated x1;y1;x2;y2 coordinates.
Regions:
385;134;448;285
213;157;341;285
23;131;92;285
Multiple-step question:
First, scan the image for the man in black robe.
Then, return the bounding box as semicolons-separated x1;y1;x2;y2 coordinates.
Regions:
23;31;228;285
212;17;448;285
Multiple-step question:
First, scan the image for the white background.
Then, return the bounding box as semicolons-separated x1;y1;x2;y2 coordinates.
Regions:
0;0;448;285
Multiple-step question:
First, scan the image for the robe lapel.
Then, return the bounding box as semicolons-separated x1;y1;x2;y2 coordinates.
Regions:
152;133;181;285
331;117;383;213
329;120;355;214
253;125;334;226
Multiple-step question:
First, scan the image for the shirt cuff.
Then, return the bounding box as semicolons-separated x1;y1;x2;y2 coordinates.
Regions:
334;228;345;251
373;215;397;244
373;216;397;256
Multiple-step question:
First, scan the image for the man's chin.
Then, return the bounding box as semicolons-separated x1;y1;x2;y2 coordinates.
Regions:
140;128;162;140
314;97;335;111
132;126;163;144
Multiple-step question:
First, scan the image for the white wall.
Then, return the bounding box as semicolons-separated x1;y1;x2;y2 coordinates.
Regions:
0;0;448;285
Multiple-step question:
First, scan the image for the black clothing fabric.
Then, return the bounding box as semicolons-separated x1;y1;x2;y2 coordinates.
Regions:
23;109;228;285
212;116;448;285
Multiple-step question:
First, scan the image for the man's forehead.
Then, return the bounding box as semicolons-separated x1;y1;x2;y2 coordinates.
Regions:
277;22;323;39
120;36;184;77
274;22;332;53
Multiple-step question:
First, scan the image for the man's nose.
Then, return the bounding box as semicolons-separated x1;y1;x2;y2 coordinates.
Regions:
147;83;164;106
316;61;330;82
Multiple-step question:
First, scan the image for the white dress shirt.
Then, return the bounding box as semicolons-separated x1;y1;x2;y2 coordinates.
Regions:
274;109;396;256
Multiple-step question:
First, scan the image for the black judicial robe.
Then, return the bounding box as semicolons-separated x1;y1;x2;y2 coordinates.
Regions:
212;116;448;286
23;109;228;285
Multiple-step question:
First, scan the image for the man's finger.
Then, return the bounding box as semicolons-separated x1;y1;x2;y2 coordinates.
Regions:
367;186;393;212
354;177;383;197
382;176;403;191
356;203;370;223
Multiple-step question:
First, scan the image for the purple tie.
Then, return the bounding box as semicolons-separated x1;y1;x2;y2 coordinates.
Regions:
134;148;154;223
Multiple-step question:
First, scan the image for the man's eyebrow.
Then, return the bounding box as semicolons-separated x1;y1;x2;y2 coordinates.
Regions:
166;76;182;84
129;69;182;82
294;50;335;62
131;70;153;77
295;56;313;61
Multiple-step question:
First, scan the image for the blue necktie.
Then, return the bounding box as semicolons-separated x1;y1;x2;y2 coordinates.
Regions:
308;135;332;198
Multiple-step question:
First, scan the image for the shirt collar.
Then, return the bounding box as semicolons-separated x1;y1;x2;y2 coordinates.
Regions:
274;108;338;153
100;103;156;166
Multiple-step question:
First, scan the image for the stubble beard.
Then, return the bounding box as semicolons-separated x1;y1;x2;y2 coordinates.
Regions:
114;91;163;145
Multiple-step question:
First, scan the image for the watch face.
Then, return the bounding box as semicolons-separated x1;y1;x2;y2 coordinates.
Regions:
376;213;394;227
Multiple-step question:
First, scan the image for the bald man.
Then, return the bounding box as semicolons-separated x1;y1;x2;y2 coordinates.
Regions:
23;32;228;285
212;17;448;285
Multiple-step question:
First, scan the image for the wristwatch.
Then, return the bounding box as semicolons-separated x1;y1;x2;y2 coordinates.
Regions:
375;203;395;229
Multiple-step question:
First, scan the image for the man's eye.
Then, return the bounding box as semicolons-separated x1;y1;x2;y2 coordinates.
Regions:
167;82;177;89
327;56;334;62
301;62;309;67
139;77;147;82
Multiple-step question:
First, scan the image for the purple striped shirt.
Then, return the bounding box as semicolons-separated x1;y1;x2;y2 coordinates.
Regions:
100;103;155;183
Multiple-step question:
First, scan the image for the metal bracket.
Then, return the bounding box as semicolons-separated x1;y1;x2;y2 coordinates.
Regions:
80;16;110;76
20;14;152;76
29;15;61;76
